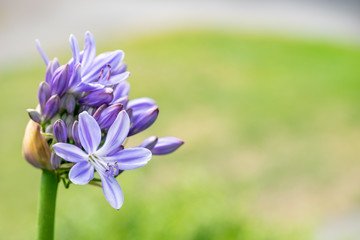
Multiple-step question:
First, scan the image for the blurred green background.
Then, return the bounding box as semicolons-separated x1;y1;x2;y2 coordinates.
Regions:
0;29;360;239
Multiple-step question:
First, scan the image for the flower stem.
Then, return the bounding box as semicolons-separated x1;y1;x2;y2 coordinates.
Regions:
37;169;58;240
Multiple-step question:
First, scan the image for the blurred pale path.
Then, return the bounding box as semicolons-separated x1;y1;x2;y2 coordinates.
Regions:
0;0;359;70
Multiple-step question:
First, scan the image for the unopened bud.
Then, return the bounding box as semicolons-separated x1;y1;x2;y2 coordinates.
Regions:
151;137;184;155
139;136;158;150
27;109;41;124
128;107;159;136
22;120;52;170
53;119;67;142
42;95;60;123
78;87;113;107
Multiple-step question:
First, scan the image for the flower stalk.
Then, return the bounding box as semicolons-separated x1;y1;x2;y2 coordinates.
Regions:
37;170;58;240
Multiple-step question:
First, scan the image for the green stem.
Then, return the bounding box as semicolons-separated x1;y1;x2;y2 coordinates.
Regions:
37;170;58;240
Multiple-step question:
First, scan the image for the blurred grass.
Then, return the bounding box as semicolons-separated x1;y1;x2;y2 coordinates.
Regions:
1;30;360;239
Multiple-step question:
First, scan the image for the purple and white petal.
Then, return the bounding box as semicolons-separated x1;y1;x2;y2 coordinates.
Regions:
107;72;130;85
103;147;152;170
83;50;124;83
53;143;88;162
78;111;102;154
69;34;80;65
151;137;184;155
99;175;124;209
69;161;94;185
35;39;49;65
82;31;96;73
95;110;129;156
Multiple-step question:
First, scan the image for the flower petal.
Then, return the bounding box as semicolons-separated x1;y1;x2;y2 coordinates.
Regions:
52;143;88;163
103;147;152;170
69;34;80;65
69;161;94;185
78;111;102;154
99;175;124;209
107;72;130;85
35;39;49;65
83;50;124;83
96;110;129;156
82;31;96;73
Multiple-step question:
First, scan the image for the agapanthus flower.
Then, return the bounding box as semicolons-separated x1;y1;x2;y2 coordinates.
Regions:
23;31;183;209
53;111;151;209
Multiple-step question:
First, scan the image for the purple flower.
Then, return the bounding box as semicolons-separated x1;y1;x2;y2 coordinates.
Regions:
53;110;152;209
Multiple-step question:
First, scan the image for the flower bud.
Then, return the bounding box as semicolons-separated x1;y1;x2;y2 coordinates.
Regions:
45;58;60;84
78;87;113;107
26;109;41;124
22;120;52;170
139;136;158;150
127;97;157;116
42;95;60;123
151;137;184;155
50;64;69;96
95;104;123;129
65;94;76;114
38;81;50;112
65;115;74;139
128;106;159;136
72;121;81;148
112;81;130;105
50;152;61;170
53;119;67;142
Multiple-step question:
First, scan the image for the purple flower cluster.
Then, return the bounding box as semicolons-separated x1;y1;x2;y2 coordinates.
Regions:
25;32;184;209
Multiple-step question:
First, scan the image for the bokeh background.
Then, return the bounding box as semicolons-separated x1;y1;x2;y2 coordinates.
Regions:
1;0;360;239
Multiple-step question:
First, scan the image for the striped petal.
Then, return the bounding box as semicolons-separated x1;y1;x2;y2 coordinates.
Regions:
95;110;129;156
52;143;88;163
103;147;152;170
78;111;101;154
99;174;124;209
69;161;94;185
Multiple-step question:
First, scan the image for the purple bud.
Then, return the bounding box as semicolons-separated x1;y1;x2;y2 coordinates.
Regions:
78;87;113;107
53;119;67;142
128;106;159;136
45;124;53;134
151;137;184;155
65;94;76;114
72;121;81;148
96;104;123;129
50;152;61;170
65;115;74;139
45;58;60;84
26;109;41;124
127;97;157;116
112;81;130;103
42;95;60;123
140;136;158;150
38;81;50;112
92;104;107;121
50;64;69;96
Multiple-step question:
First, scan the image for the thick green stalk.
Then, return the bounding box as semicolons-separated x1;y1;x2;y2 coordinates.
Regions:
37;170;58;240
